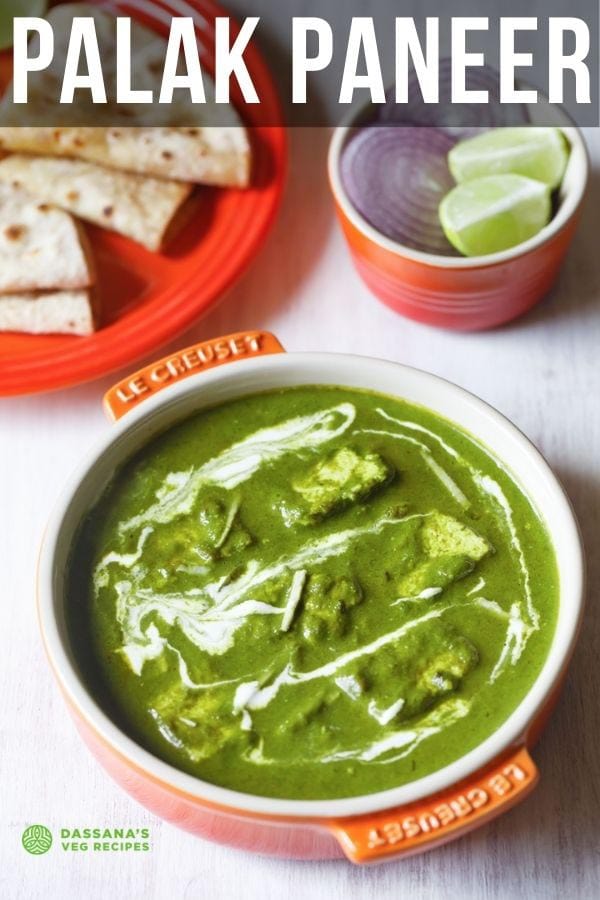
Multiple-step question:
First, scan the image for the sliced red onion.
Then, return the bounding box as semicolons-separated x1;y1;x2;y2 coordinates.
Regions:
340;126;458;255
379;59;530;134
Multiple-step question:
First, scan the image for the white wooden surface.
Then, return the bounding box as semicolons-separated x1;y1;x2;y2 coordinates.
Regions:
2;127;600;899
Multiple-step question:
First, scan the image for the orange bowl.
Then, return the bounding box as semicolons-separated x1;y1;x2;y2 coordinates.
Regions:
37;332;585;863
328;111;588;331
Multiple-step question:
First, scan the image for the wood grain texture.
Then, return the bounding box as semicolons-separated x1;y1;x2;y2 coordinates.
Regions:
1;125;599;900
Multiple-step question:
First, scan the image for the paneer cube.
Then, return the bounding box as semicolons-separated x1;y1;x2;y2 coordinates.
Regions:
301;574;363;642
398;512;490;596
293;447;394;520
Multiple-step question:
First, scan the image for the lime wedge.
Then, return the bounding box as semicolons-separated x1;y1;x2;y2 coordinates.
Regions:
0;1;48;51
439;174;552;257
449;127;569;189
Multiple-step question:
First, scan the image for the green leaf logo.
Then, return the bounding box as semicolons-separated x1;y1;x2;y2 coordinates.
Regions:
22;825;53;855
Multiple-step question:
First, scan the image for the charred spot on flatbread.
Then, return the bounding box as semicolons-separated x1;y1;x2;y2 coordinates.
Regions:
5;223;26;241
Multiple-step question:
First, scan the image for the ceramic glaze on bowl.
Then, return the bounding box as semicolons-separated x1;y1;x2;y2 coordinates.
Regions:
328;108;588;331
37;331;584;863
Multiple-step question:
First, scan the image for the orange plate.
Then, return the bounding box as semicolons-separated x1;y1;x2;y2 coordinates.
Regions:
0;0;287;397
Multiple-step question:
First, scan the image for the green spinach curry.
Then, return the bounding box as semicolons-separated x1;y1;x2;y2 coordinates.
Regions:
68;387;558;799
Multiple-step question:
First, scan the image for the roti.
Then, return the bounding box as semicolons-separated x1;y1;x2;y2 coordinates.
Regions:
0;127;251;188
0;183;93;293
0;3;252;187
0;290;94;335
0;155;193;252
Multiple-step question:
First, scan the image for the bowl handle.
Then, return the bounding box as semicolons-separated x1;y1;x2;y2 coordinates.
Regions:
327;746;538;864
103;331;286;422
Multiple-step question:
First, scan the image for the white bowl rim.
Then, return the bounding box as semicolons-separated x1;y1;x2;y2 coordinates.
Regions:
328;112;589;270
38;352;585;821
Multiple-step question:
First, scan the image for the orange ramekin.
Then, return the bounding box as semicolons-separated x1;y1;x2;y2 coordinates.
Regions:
328;111;589;331
37;332;585;863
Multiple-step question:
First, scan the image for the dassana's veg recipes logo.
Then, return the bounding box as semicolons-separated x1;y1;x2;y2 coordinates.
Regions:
22;825;53;855
21;825;151;854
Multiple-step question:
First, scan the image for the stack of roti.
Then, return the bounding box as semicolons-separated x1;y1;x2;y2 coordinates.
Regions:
0;3;252;337
0;183;95;335
0;156;195;251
